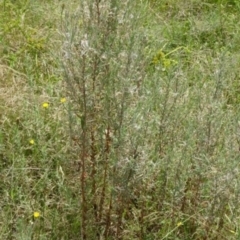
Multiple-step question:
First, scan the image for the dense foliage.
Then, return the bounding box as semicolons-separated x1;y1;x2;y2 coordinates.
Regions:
1;0;240;239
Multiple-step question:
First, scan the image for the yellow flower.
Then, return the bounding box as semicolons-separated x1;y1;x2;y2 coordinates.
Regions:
33;211;40;218
60;97;66;103
177;222;183;227
29;139;35;145
42;102;49;108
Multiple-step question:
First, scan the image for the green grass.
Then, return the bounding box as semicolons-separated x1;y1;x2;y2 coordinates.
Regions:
1;0;240;239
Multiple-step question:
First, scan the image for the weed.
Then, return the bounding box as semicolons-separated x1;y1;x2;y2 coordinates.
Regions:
2;0;240;239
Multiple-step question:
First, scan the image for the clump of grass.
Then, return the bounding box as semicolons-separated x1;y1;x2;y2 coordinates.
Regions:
0;1;69;239
0;0;61;88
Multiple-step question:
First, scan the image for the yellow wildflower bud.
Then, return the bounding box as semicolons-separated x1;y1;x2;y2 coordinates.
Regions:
42;102;49;108
33;211;40;218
